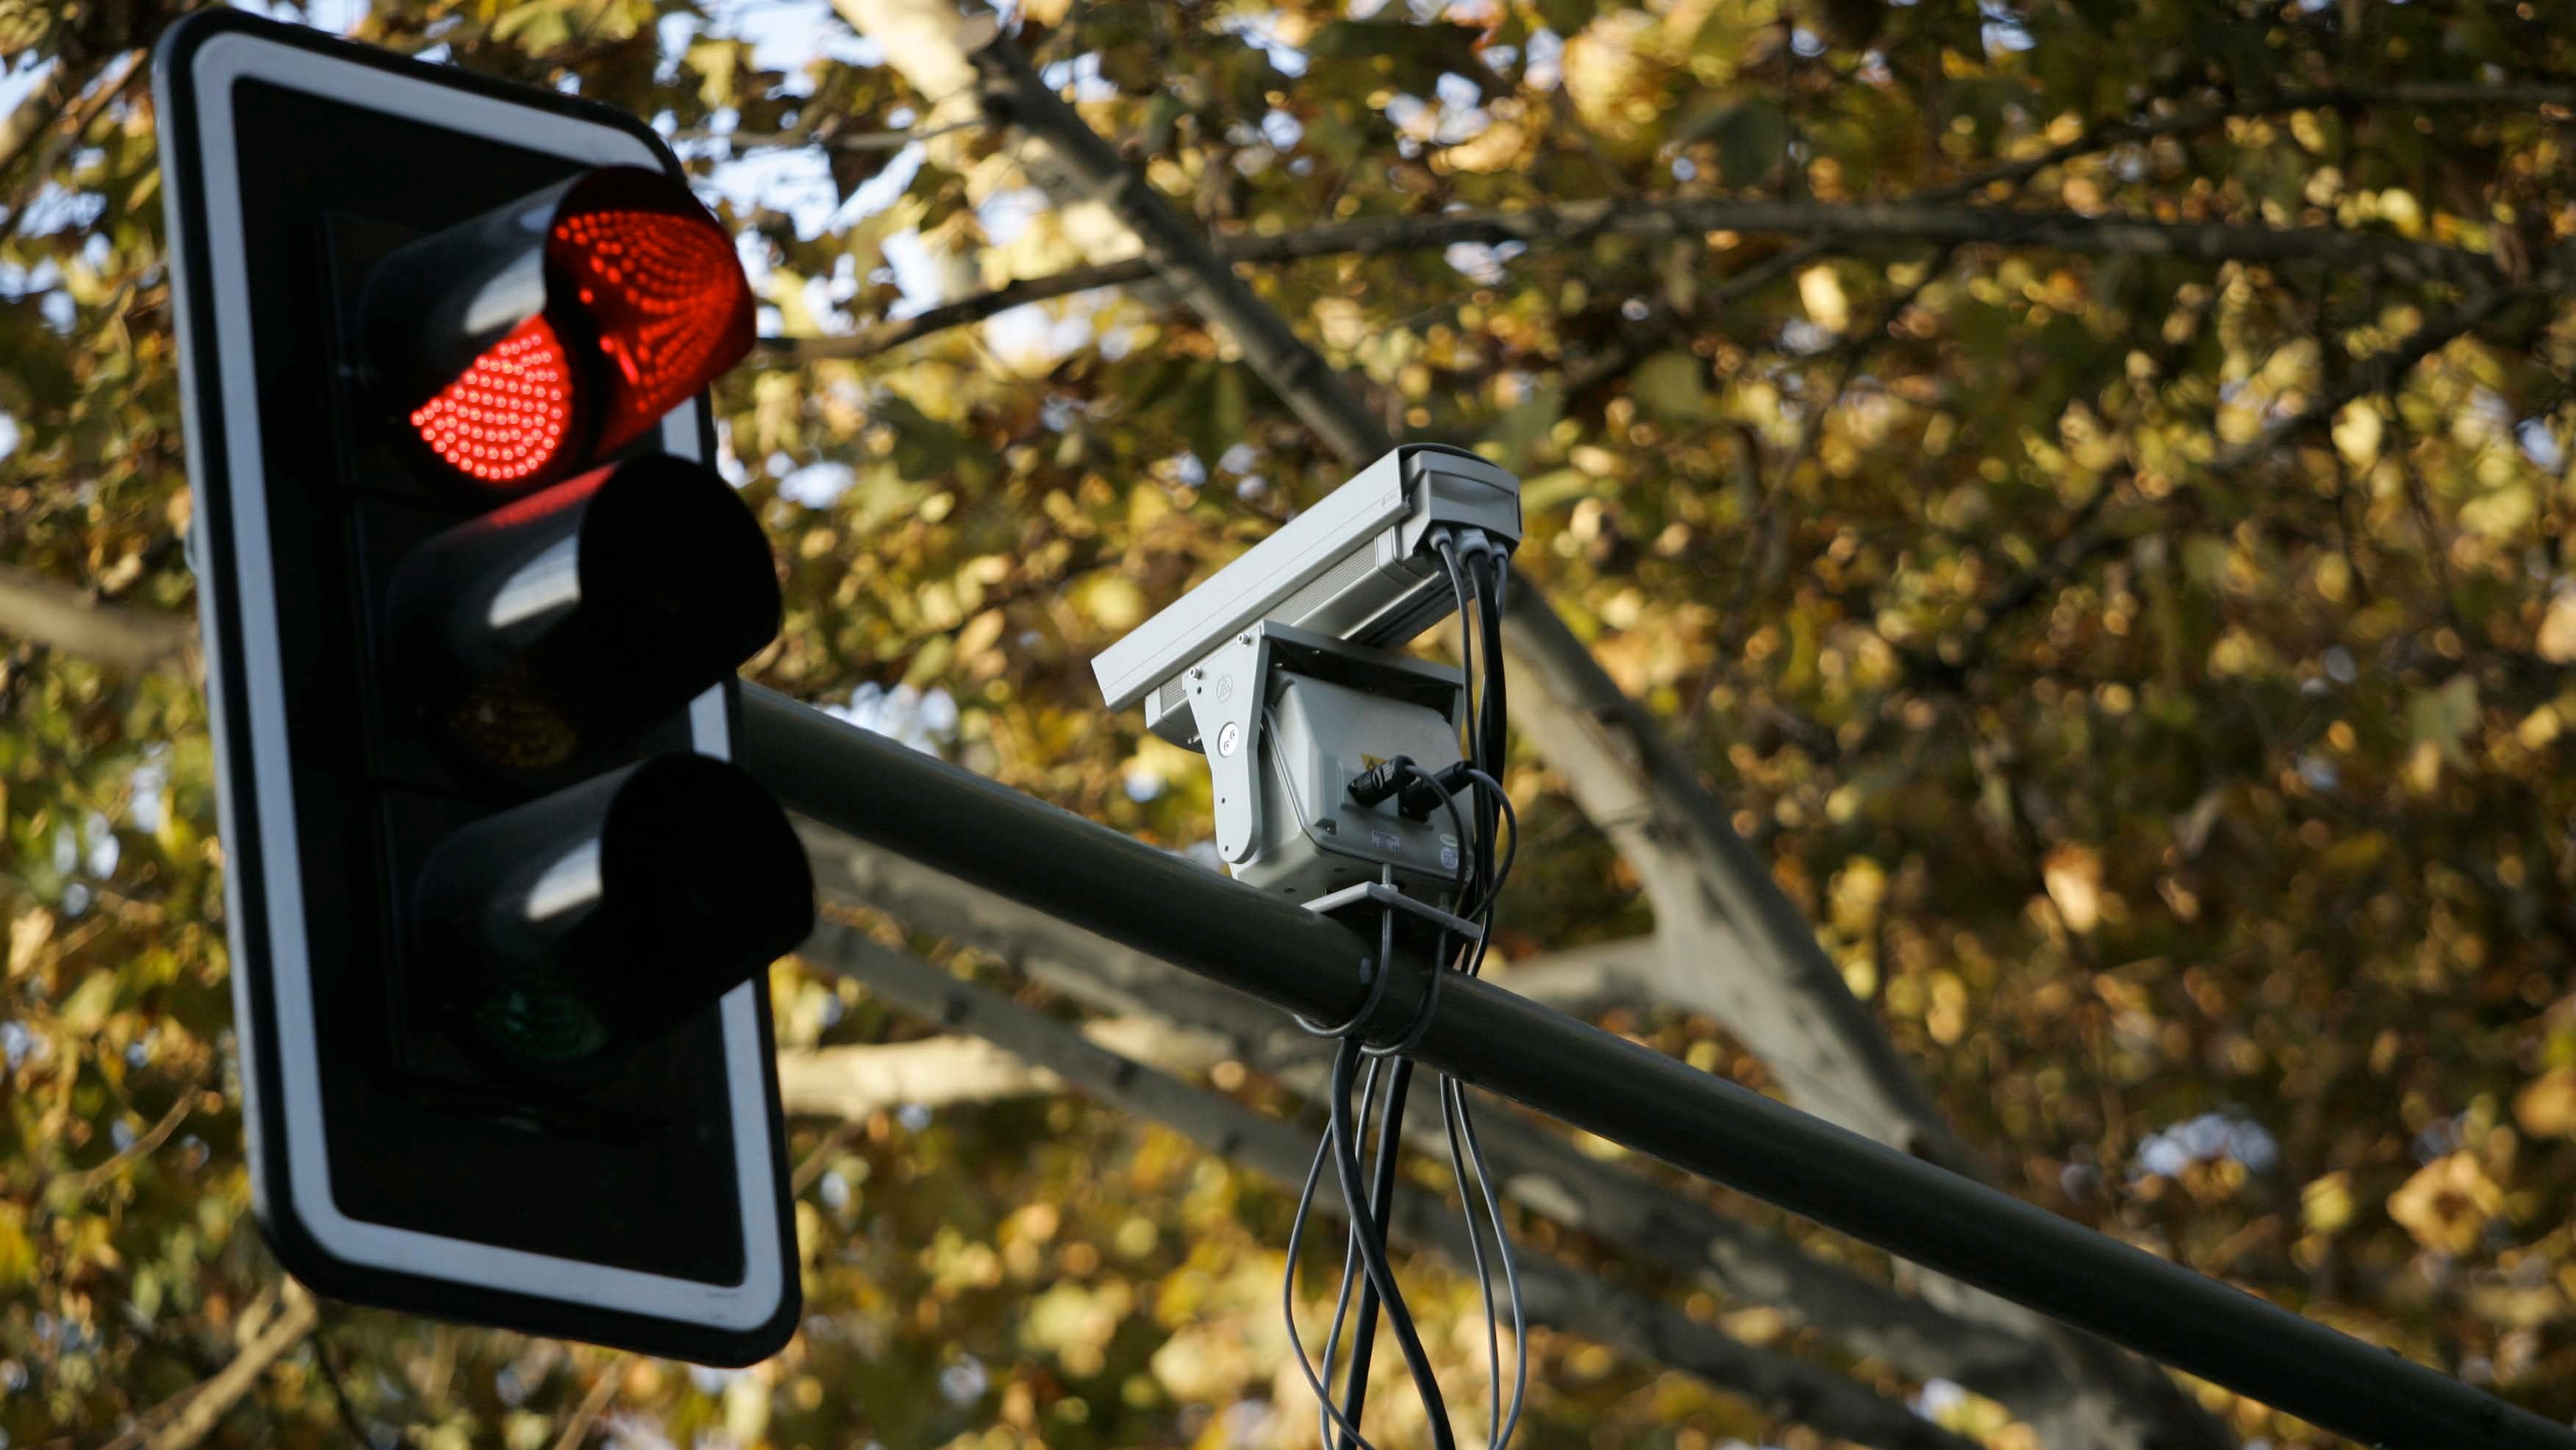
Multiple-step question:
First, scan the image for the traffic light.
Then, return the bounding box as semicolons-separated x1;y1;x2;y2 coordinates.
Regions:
155;11;811;1362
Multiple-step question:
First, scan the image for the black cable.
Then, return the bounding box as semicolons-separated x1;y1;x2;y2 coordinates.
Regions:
1484;552;1510;768
1283;1060;1387;1450
1458;548;1531;1447
1447;1071;1528;1446
1337;760;1473;1447
1361;762;1469;1061
1445;541;1495;889
1327;1038;1455;1450
1470;551;1506;888
1435;535;1506;924
1439;1073;1502;1438
1459;768;1516;975
1314;1051;1382;1449
1331;1054;1413;1450
1285;529;1522;1450
1434;532;1480;771
1295;882;1396;1039
1431;538;1526;1450
1452;765;1529;1447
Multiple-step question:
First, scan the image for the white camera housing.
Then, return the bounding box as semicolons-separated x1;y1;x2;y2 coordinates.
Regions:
1092;443;1520;750
1091;446;1521;893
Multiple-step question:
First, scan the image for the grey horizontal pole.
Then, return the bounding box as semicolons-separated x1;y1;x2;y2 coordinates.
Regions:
739;683;2576;1450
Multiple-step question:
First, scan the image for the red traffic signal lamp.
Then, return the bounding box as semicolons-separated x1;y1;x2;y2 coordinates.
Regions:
157;11;809;1362
361;167;755;488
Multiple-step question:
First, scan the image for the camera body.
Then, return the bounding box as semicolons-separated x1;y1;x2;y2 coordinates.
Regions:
1091;446;1520;898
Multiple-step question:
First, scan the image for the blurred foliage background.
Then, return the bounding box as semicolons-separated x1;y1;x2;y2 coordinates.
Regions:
3;0;2575;1447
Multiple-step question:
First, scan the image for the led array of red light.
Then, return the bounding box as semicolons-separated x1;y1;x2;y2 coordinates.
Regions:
551;209;750;452
408;315;573;485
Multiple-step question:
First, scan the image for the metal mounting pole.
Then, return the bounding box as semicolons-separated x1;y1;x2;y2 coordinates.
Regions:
741;684;2576;1450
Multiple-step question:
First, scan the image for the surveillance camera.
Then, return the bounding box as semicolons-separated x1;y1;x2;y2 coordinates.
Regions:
1091;443;1520;749
1090;446;1521;901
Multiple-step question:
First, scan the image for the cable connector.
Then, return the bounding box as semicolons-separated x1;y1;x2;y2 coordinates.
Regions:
1396;760;1476;821
1345;754;1416;810
1349;755;1478;822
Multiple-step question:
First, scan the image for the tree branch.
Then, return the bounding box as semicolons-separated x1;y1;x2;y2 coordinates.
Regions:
1494;596;1978;1161
548;1353;630;1450
25;49;143;190
2216;286;2521;472
47;1092;192;1204
756;254;1159;365
776;1032;1061;1118
101;1282;320;1450
674;118;978;153
753;71;2560;373
1944;82;2576;204
0;563;194;672
793;922;1986;1450
755;195;2499;364
1178;197;2489;285
841;17;2227;1447
0;62;78;186
967;38;1395;462
1916;281;2523;689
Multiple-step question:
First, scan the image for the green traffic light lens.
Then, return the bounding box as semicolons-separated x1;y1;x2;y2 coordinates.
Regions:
472;979;612;1066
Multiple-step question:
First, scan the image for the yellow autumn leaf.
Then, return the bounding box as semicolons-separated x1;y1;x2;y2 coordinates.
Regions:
1072;574;1148;632
2538;592;2576;663
954;608;1007;667
1562;12;1656;134
2386;1153;2503;1255
1797;265;1850;335
7;908;51;977
2302;1171;2354;1235
0;1204;31;1287
2514;1068;2576;1138
2378;188;2425;238
1442;119;1527;174
2330;401;2383;468
2042;843;2103;934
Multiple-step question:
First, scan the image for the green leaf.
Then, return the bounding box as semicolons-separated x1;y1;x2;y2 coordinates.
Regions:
493;1;574;54
60;968;118;1032
2408;676;2481;767
1519;468;1595;515
1137;93;1188;160
1483;385;1565;471
1184;365;1248;472
1532;0;1595;35
1631;350;1712;423
1706;102;1789;188
1307;21;1490;99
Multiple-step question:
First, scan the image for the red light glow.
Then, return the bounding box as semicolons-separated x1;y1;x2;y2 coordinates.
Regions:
551;208;752;453
409;315;573;486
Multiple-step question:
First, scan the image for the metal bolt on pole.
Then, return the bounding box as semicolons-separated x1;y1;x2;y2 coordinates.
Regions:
741;685;2576;1450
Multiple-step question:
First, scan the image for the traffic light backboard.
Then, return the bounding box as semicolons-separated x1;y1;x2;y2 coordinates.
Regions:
154;10;809;1363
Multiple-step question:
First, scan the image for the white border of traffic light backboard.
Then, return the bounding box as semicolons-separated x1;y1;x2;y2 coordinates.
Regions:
156;12;793;1357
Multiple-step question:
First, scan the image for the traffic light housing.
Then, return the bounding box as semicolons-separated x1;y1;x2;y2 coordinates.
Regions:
155;11;810;1362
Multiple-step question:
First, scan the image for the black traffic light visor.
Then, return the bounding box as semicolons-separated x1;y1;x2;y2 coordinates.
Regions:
359;165;755;489
413;751;815;1073
389;454;784;773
